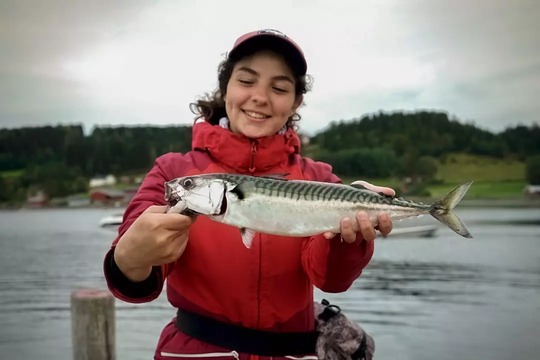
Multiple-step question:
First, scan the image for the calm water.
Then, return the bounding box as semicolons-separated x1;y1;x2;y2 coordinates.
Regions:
0;207;539;360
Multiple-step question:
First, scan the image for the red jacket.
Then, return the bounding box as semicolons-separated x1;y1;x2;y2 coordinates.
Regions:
104;121;374;359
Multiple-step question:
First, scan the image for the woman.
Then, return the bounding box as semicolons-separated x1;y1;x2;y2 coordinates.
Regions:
104;29;394;359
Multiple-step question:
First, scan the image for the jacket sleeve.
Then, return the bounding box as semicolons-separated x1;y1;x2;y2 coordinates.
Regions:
299;157;375;293
103;152;187;303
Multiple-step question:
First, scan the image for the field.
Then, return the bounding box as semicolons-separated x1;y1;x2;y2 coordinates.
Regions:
340;153;528;199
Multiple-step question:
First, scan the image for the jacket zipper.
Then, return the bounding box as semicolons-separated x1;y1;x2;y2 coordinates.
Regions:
249;141;258;174
160;351;239;359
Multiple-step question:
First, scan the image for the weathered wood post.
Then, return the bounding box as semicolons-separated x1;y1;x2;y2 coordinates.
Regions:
71;289;116;360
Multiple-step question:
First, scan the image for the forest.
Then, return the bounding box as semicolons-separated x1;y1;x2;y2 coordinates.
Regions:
0;110;539;204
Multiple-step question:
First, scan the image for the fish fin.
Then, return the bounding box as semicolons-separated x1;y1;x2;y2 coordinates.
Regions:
240;228;256;248
229;184;245;200
430;181;473;238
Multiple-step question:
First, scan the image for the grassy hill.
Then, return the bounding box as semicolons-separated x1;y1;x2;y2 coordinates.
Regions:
340;153;527;200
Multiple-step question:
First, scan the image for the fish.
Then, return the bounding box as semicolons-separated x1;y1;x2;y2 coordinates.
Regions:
164;173;473;248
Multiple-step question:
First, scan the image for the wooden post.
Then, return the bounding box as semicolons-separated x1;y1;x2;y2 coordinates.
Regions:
71;289;116;360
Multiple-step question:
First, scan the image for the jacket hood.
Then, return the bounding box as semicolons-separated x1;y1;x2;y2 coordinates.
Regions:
191;121;302;173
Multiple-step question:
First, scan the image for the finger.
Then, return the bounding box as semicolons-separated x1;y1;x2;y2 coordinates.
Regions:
169;234;189;261
351;180;396;197
357;211;376;242
377;213;393;236
340;217;356;243
323;232;336;239
144;205;169;214
161;213;195;231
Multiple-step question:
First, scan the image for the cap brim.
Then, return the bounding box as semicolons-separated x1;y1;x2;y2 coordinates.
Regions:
229;35;307;76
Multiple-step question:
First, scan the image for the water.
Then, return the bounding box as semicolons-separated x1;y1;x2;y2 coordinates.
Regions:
0;207;539;360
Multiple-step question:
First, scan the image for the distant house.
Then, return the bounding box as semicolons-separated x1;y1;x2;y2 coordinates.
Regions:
523;185;540;197
26;190;49;207
122;187;139;204
90;189;125;206
89;175;117;188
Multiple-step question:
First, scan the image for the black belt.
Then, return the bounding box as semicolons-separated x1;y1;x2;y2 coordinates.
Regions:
175;308;319;356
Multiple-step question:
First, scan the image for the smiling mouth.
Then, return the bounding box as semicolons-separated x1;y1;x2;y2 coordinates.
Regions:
243;110;270;120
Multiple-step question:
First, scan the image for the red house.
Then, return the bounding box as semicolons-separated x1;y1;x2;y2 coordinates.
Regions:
90;189;125;206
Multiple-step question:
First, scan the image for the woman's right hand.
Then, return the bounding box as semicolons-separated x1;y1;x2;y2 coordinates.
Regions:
113;205;194;282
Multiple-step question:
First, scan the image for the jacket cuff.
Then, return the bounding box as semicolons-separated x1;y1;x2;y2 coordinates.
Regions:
104;247;161;300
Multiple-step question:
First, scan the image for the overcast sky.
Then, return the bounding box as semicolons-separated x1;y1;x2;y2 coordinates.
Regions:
1;0;539;135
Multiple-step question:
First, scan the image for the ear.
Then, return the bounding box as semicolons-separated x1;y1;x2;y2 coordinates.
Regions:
292;95;303;113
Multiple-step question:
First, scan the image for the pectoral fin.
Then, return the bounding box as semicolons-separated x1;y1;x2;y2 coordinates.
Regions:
240;228;256;248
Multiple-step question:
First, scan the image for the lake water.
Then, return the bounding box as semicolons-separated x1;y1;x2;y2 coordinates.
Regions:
0;206;539;360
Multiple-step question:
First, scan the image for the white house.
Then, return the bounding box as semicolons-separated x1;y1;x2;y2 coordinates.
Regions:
89;174;117;188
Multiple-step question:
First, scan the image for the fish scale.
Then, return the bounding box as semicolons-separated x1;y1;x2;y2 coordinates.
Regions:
236;175;429;209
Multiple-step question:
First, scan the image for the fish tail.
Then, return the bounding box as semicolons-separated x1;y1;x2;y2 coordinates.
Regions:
429;181;473;238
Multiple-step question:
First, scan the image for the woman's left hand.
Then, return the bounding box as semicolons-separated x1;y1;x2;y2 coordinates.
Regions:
323;180;395;243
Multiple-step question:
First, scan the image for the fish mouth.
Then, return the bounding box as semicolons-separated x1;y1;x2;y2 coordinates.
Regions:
167;196;180;207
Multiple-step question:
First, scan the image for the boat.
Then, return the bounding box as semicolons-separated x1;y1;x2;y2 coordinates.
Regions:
99;213;124;228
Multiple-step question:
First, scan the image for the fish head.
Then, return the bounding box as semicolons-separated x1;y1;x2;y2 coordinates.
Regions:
165;176;226;216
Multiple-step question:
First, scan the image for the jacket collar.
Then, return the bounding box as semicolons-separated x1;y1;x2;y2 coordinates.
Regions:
191;121;301;174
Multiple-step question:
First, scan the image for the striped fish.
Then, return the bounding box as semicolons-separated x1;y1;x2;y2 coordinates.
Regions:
165;173;473;248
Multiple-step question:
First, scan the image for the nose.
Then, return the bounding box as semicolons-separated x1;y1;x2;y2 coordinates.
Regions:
250;85;269;104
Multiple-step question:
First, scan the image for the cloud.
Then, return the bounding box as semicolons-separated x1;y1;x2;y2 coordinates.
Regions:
0;0;538;134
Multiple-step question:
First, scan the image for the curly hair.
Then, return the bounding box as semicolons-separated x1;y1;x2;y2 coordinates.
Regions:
190;50;312;129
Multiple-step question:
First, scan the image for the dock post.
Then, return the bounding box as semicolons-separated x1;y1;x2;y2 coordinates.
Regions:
71;289;116;360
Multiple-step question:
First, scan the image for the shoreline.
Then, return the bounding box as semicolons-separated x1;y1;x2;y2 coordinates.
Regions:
2;197;540;211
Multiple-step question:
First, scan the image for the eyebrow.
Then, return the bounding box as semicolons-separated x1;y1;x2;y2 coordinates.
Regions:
236;66;294;84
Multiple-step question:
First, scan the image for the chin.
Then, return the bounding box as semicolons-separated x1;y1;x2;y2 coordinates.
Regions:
238;126;278;139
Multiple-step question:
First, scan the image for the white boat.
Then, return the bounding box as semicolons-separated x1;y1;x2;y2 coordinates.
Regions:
99;213;124;228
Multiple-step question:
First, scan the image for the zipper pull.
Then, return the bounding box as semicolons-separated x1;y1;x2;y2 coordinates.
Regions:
249;141;258;173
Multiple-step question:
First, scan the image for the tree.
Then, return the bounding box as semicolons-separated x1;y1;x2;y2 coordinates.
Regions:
525;155;540;184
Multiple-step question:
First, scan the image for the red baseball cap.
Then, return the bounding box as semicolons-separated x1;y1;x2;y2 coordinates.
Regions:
228;29;307;76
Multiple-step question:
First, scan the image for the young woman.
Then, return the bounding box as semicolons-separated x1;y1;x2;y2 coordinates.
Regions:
104;29;394;359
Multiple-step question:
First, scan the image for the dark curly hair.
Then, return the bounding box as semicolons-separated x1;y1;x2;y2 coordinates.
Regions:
190;48;312;129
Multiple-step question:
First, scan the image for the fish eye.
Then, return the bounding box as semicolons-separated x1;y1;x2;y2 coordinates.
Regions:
181;178;194;189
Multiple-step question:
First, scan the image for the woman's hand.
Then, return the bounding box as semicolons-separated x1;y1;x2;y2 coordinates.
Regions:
114;205;194;282
323;180;395;243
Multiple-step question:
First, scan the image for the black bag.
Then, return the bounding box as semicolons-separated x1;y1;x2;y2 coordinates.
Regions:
314;299;375;360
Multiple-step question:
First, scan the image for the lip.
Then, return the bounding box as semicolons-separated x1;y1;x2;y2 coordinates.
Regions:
242;109;270;121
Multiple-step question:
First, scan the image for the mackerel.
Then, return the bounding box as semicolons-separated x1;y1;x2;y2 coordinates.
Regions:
165;173;473;248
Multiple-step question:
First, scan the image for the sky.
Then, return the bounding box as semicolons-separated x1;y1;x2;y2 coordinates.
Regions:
1;0;539;136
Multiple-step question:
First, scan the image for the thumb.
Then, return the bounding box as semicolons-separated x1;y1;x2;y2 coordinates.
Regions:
143;205;168;214
351;180;396;197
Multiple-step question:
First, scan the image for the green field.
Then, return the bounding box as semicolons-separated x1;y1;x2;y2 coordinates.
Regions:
340;153;527;199
0;169;23;178
436;154;524;183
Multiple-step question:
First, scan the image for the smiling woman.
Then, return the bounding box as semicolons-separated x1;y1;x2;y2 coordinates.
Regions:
103;28;394;360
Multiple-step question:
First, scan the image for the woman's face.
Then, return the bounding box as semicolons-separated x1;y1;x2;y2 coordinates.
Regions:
225;50;303;139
